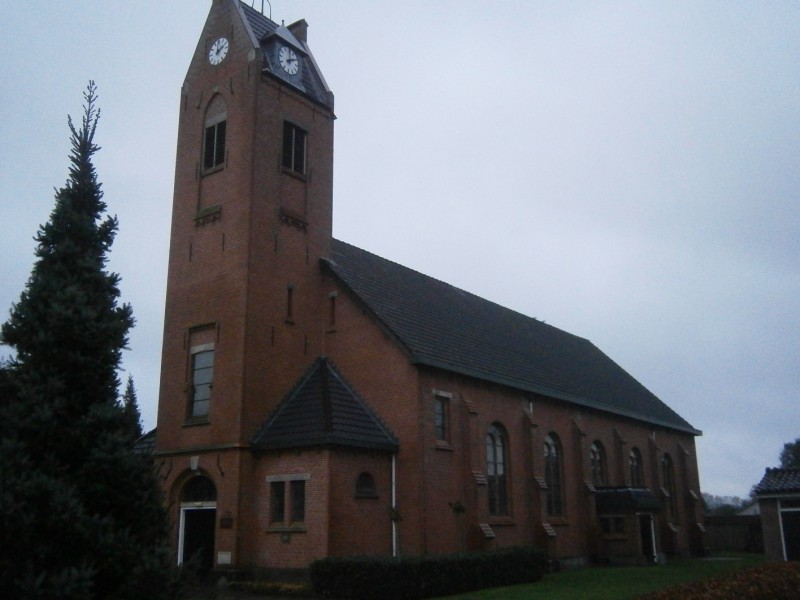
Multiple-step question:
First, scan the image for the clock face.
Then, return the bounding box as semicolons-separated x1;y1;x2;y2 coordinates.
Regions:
278;46;299;75
208;37;229;65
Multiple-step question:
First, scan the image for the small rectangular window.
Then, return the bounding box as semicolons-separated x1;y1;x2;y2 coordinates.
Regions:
286;285;294;320
291;480;305;523
434;395;448;441
328;293;337;328
204;120;226;170
270;481;285;523
282;121;307;174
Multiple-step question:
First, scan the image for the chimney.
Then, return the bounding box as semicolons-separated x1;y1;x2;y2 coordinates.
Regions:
288;19;308;43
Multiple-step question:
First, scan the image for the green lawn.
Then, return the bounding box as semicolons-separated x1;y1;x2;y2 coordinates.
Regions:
430;554;766;600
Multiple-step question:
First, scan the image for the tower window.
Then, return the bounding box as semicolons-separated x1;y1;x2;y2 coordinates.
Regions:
189;346;214;418
203;119;226;170
282;121;307;174
328;292;337;328
286;285;294;321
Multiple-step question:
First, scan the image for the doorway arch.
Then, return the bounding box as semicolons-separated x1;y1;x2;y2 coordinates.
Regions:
178;475;217;572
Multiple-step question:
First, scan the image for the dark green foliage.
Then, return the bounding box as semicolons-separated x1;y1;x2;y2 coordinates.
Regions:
121;374;144;440
0;83;178;600
310;546;547;600
636;561;800;600
779;436;800;468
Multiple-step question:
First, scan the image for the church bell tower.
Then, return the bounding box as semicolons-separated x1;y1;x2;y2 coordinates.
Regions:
155;0;335;570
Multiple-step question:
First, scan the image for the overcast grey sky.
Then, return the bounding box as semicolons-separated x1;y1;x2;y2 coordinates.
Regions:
2;1;798;499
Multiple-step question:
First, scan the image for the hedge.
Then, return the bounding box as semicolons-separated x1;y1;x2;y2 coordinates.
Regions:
636;561;800;600
310;546;546;600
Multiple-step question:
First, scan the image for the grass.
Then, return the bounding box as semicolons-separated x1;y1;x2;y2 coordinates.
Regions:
429;554;767;600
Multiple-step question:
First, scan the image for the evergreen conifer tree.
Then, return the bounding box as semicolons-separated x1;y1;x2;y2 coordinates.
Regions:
780;436;800;469
0;83;177;600
121;374;144;440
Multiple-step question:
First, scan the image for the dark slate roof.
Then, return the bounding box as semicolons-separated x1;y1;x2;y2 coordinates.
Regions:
252;357;399;452
239;2;334;110
754;467;800;495
240;2;277;40
323;239;700;435
133;428;157;456
595;487;662;513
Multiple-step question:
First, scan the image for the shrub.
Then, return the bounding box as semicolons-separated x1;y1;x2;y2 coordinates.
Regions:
636;561;800;600
310;546;546;600
229;580;313;597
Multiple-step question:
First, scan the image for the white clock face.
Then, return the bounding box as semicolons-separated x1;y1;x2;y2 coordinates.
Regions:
208;37;229;65
278;46;299;75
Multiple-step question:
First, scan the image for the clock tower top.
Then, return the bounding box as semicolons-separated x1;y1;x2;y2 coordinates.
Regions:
241;2;334;109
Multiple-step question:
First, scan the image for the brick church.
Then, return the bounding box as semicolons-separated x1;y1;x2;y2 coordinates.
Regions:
153;0;704;574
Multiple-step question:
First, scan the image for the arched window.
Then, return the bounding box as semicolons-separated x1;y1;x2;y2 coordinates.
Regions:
181;475;217;502
486;423;509;516
590;441;607;486
203;95;227;171
544;433;563;516
355;472;377;498
629;447;644;487
662;453;678;521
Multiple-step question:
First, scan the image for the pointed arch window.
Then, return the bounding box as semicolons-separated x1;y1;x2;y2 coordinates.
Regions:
486;423;509;516
629;447;644;487
590;441;607;486
662;453;678;521
544;433;564;516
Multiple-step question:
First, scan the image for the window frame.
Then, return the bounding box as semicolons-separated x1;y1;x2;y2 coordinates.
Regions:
544;433;564;517
629;447;644;487
267;473;310;530
486;423;509;517
433;390;452;444
282;121;307;175
662;453;678;522
203;115;227;172
355;472;378;499
188;343;214;420
590;440;607;487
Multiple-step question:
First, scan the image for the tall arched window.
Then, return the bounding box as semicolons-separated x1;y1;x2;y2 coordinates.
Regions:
662;453;678;521
629;447;644;487
544;433;563;516
590;441;607;486
486;423;508;516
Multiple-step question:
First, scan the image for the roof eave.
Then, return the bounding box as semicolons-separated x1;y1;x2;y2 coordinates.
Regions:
254;439;399;453
411;356;702;436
